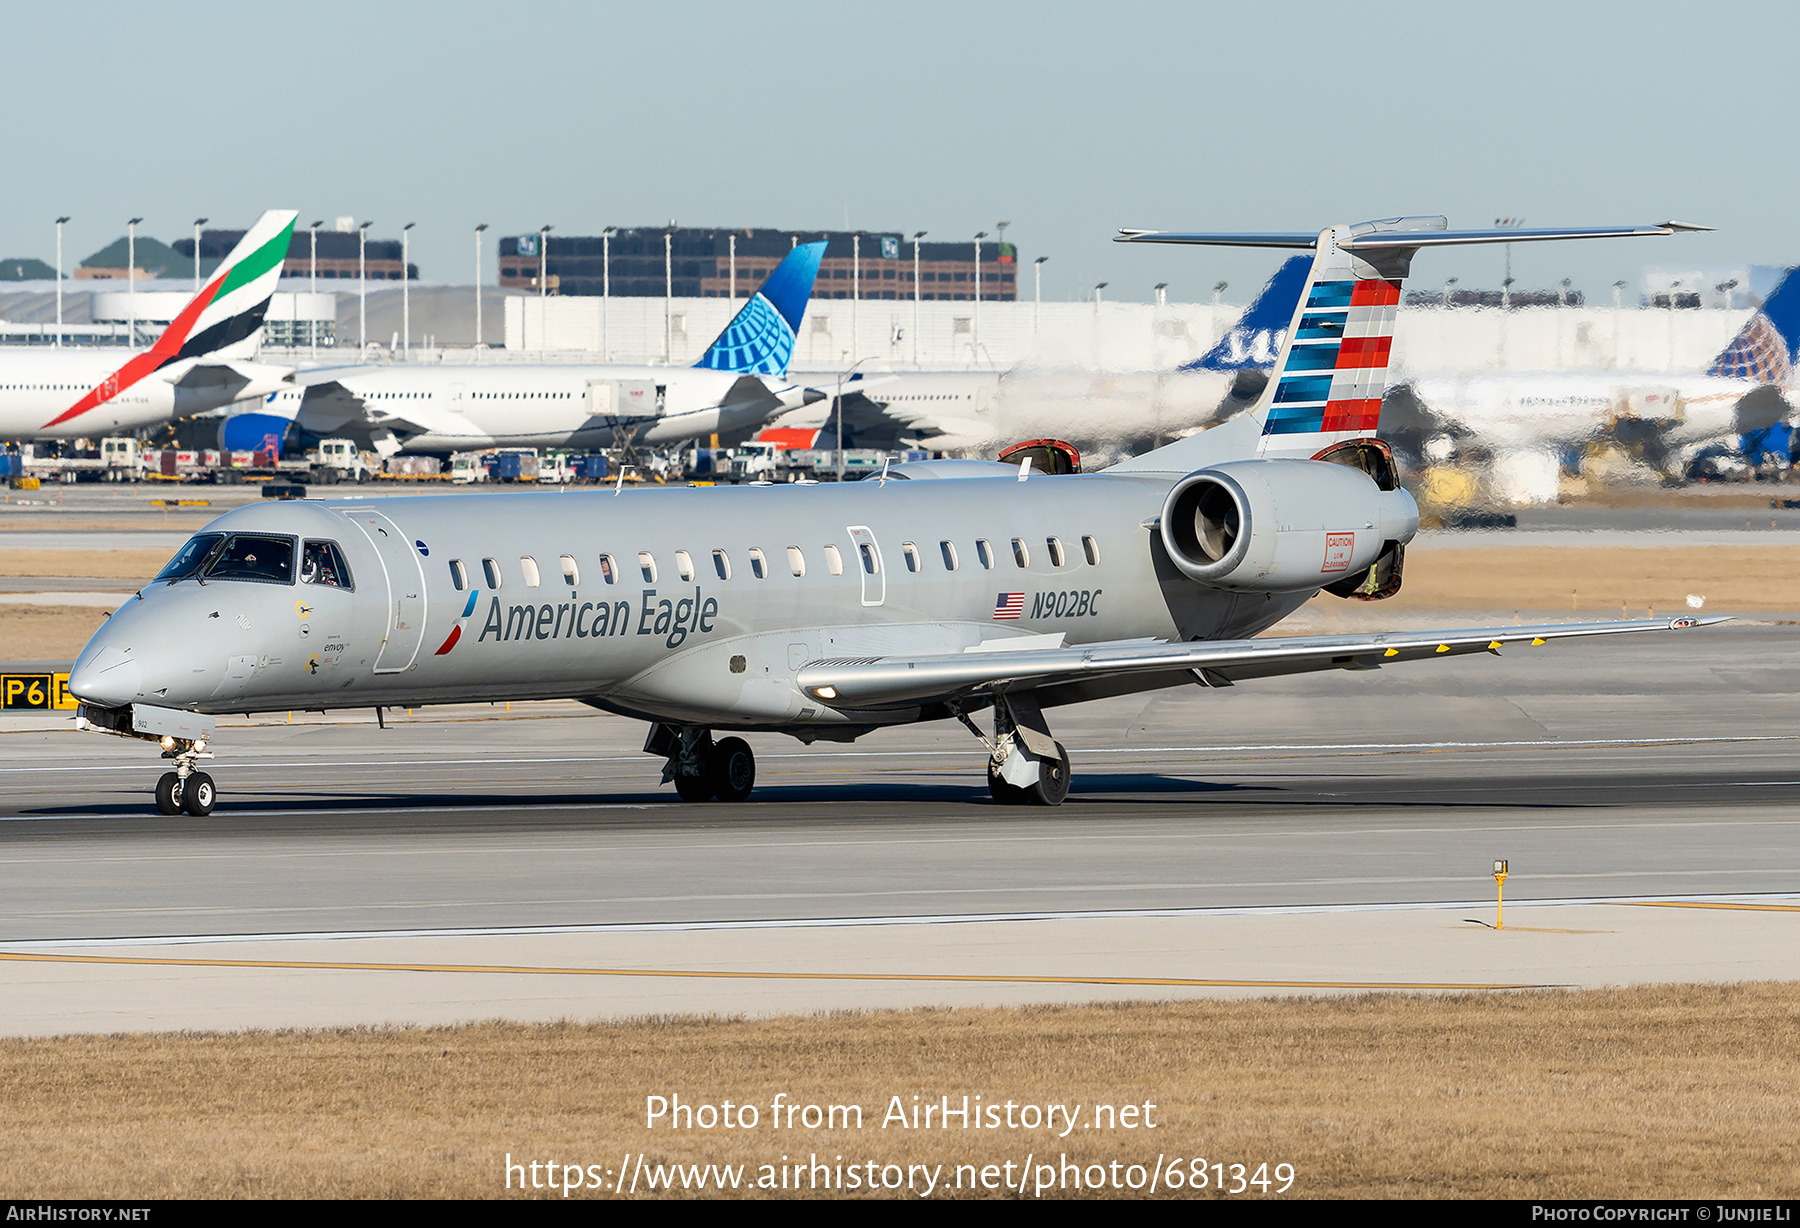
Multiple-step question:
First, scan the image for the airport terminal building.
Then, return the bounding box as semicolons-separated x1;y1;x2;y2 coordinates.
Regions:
496;227;1020;301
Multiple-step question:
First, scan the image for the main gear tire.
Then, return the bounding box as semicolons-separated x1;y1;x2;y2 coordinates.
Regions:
987;763;1029;805
1024;743;1072;807
712;737;756;803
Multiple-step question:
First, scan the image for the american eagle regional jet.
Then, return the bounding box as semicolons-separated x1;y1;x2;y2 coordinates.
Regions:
68;215;1717;816
0;211;298;441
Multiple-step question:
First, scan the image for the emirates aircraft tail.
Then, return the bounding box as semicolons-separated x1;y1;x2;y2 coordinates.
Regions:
42;210;297;431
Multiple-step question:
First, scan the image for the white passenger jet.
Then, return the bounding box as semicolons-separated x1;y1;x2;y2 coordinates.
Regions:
67;215;1715;816
0;211;298;441
225;242;830;457
758;256;1312;455
1390;263;1800;480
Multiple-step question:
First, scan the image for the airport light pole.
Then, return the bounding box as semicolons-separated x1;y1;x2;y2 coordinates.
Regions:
127;218;142;348
1212;280;1227;306
664;229;673;363
729;233;736;303
474;224;487;355
1443;276;1458;308
358;221;372;351
539;224;552;299
1494;216;1524;295
835;356;868;483
1613;279;1627;309
972;231;987;360
1094;281;1107;311
602;226;615;361
851;232;862;365
912;231;926;366
402;223;414;357
192;218;207;296
1034;255;1047;337
54;217;68;347
1155;282;1168;308
309;221;321;358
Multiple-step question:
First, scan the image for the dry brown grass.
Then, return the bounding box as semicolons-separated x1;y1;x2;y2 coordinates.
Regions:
1382;545;1800;613
0;605;112;660
0;549;169;580
0;984;1795;1199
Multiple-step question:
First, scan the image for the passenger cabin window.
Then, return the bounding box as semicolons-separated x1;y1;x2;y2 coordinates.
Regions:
560;555;579;587
787;546;806;577
449;559;468;591
823;544;844;576
1046;537;1066;568
748;548;767;579
520;556;541;587
902;542;920;572
638;552;657;583
203;534;295;584
156;534;223;582
676;550;696;581
1011;538;1029;568
859;543;879;574
1083;535;1101;566
940;541;959;571
482;558;502;588
301;540;353;589
976;539;994;569
599;554;617;584
713;549;731;580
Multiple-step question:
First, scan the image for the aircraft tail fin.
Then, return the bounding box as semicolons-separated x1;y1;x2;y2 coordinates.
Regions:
41;210;298;431
692;240;827;376
1707;266;1800;383
1181;255;1312;375
1107;217;1704;472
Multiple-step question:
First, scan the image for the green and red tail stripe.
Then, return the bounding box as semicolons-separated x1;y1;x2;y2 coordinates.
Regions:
42;211;297;430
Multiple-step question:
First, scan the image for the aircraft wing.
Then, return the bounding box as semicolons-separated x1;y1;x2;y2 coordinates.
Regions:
796;616;1726;710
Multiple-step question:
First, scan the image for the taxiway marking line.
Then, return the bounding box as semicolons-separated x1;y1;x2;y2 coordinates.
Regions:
0;950;1554;991
1623;901;1800;913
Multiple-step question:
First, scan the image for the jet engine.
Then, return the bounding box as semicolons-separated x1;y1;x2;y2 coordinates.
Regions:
1158;458;1418;594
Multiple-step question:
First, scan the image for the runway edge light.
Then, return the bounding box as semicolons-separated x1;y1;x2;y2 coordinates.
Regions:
1493;860;1509;930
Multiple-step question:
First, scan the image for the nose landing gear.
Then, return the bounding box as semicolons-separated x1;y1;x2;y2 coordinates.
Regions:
154;746;217;816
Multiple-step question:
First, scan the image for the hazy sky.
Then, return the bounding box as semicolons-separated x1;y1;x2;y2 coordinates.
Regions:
7;0;1790;303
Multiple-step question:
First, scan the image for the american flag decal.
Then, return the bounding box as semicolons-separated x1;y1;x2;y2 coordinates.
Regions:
993;592;1025;620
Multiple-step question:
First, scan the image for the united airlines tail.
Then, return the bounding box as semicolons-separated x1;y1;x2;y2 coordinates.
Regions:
691;241;827;376
1108;216;1706;471
1707;267;1800;384
1181;256;1312;376
43;210;298;431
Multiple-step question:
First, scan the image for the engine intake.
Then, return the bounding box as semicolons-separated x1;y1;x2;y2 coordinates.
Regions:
1159;459;1418;593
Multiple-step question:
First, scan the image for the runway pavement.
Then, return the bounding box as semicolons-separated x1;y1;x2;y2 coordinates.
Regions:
0;624;1796;1034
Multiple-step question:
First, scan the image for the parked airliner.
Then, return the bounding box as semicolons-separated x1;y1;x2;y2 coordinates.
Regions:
223;243;829;457
0;211;298;441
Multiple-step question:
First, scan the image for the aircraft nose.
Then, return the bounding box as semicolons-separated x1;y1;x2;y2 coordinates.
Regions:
68;645;142;708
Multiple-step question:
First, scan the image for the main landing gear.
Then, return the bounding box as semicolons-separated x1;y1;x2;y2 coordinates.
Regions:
649;725;757;804
961;694;1072;807
154;744;217;816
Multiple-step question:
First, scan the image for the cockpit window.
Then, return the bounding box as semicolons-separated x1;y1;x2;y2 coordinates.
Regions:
301;540;354;590
202;534;295;584
156;534;224;582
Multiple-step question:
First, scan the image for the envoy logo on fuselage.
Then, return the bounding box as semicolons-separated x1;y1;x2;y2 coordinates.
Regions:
468;587;720;652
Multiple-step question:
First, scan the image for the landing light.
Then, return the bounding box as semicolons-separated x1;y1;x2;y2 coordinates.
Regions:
159;735;175;751
815;686;837;700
